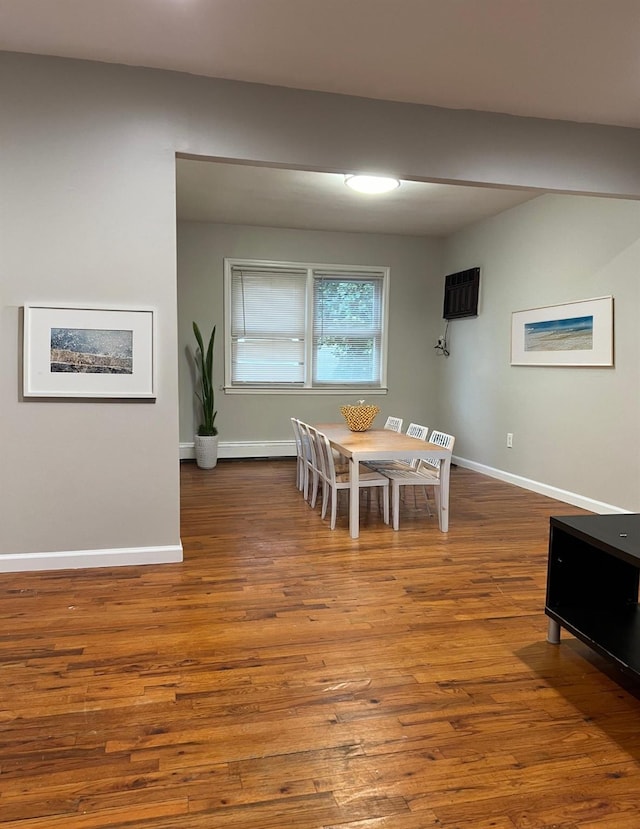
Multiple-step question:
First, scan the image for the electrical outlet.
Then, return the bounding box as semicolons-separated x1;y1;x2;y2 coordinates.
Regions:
507;432;513;448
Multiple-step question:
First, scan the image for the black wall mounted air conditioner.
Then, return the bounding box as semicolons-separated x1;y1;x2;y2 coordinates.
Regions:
443;267;480;320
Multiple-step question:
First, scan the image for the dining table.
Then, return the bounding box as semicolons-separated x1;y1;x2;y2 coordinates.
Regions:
314;423;453;539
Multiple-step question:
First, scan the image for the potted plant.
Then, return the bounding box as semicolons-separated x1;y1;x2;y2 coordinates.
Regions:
192;321;218;469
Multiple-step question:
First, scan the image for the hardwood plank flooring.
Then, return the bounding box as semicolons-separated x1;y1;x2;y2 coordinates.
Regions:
2;459;640;828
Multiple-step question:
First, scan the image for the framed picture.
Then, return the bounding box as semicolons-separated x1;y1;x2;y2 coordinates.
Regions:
24;304;156;398
510;296;613;367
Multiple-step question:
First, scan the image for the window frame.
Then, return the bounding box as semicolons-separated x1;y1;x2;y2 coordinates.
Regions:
224;257;389;394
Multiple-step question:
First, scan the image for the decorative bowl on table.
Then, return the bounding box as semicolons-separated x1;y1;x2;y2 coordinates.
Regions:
340;401;380;432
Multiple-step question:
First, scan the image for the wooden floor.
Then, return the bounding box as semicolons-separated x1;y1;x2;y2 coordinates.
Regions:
2;459;640;828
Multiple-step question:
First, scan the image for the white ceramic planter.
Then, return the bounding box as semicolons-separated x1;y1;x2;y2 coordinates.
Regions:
194;434;219;469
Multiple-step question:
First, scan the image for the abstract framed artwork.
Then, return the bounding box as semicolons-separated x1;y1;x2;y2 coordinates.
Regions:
23;305;156;397
510;296;613;367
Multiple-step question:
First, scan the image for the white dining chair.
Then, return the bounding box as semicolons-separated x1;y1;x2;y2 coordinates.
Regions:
315;430;390;530
297;420;322;506
383;416;403;432
384;430;455;531
366;422;429;473
290;417;306;492
406;422;430;442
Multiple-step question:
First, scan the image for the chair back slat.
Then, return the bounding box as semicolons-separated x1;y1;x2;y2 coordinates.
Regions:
384;416;403;432
297;420;323;506
315;430;338;485
405;422;429;440
402;422;429;468
305;425;321;473
291;417;304;490
421;430;455;472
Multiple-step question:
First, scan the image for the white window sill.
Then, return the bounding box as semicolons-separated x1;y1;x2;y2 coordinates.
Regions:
223;387;388;396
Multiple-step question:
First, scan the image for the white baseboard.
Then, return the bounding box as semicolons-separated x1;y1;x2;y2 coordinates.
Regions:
180;441;627;515
453;455;629;515
180;440;295;460
0;543;184;573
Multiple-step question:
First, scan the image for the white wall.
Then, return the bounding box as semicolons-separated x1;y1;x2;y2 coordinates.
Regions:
439;194;640;512
177;222;443;451
3;49;640;569
0;54;183;568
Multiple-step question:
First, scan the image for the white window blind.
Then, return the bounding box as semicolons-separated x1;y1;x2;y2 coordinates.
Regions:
312;274;383;385
231;268;306;384
226;259;388;389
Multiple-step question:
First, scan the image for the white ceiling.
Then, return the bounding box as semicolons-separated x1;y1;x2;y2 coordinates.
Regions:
3;0;637;235
2;0;639;127
176;159;538;236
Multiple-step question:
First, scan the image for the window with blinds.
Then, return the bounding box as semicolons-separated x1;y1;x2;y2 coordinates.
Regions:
225;259;389;390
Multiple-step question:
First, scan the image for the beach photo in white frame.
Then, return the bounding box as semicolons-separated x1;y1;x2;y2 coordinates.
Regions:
510;296;613;367
23;304;156;398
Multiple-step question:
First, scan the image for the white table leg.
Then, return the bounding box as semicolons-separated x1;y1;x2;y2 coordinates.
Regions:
349;457;359;539
438;455;450;532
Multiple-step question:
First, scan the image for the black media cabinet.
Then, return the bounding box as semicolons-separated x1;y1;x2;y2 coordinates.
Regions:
546;514;640;677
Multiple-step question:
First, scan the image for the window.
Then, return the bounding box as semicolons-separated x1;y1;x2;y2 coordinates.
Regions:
225;258;389;391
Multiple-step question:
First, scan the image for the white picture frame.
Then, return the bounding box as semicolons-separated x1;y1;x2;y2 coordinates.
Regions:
23;304;156;398
510;296;613;367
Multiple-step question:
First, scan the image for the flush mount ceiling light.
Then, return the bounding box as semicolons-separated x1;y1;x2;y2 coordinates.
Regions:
344;174;401;194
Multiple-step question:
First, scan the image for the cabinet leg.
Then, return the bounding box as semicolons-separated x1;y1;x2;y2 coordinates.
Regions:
547;618;561;645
